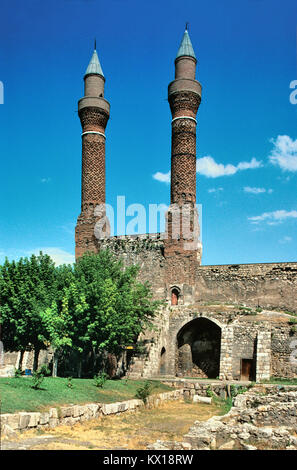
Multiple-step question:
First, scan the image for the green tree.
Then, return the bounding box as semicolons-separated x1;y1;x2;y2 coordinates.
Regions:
73;251;160;374
38;282;88;377
0;250;160;377
0;253;58;370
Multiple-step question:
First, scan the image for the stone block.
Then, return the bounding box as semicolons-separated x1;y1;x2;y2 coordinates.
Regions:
19;413;31;429
60;406;73;418
28;412;41;427
118;402;129;412
39;412;50;425
101;402;121;415
72;405;85;418
4;413;20;430
49;418;59;428
2;424;18;437
86;403;99;417
49;408;58;419
193;395;212;404
218;440;235;450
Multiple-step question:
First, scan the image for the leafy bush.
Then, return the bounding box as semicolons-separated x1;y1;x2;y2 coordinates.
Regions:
93;372;108;388
31;369;45;390
135;380;155;404
206;386;214;398
14;368;23;378
39;364;51;376
66;376;73;388
230;385;248;398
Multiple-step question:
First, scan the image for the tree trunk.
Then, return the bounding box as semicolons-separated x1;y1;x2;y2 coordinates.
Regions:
18;350;24;370
33;348;40;372
52;350;58;377
77;358;82;378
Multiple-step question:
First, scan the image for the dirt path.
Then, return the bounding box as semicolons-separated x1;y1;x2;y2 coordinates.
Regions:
1;400;221;450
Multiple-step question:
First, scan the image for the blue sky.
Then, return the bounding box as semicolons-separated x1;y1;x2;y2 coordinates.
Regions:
0;0;296;266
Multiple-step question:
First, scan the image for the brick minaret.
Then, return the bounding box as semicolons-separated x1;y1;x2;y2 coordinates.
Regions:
75;44;110;258
165;27;202;303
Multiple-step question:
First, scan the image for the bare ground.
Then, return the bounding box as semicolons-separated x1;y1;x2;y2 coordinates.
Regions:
1;400;221;450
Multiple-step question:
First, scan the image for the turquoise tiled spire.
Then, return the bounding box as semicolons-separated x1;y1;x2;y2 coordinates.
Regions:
176;28;196;60
85;47;104;77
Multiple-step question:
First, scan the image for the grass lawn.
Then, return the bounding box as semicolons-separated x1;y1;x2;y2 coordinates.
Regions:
0;377;173;414
262;377;297;386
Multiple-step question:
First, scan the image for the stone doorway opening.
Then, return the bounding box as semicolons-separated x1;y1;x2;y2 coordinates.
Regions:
240;358;254;381
176;317;221;378
171;288;179;306
159;347;166;375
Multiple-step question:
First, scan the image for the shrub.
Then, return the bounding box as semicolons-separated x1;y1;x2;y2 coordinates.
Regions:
39;365;51;376
66;376;73;388
135;380;155;404
206;386;214;398
14;368;23;378
93;372;108;388
31;369;45;390
230;385;248;397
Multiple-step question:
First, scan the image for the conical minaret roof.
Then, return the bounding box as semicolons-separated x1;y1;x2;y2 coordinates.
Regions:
85;45;104;77
176;28;196;60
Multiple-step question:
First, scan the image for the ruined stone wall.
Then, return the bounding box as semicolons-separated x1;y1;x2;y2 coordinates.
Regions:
196;262;297;313
96;234;166;299
271;324;297;378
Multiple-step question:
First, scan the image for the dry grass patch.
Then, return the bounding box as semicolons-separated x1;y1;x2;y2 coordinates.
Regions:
17;400;221;450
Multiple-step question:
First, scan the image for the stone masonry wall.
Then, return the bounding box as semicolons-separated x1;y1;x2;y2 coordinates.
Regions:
195;262;297;312
271;324;297;378
0;389;184;437
93;232;297;314
97;234;166;299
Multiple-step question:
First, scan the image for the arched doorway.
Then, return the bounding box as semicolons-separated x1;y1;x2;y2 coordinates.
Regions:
176;317;221;378
159;347;166;375
171;289;179;305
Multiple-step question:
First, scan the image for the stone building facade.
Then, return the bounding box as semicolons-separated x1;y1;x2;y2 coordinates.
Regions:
75;30;297;381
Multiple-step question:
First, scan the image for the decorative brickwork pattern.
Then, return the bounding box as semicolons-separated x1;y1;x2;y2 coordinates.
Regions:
75;80;110;259
81;133;106;210
164;58;202;295
79;106;109;133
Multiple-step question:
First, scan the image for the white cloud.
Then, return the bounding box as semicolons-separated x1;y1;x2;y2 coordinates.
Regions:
248;210;297;225
153;156;262;183
40;177;51;183
26;247;75;266
208;187;224;193
244;187;273;194
279;236;292;244
269;135;297;172
152;171;170;183
196;156;262;178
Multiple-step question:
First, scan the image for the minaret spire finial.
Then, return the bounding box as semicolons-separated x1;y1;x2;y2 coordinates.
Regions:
94;38;96;50
176;24;196;60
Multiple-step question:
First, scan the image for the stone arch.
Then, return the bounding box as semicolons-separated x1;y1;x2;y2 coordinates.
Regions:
176;317;222;378
170;285;181;306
